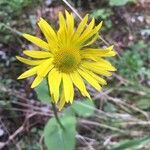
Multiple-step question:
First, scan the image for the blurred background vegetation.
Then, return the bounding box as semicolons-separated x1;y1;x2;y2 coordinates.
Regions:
0;0;150;149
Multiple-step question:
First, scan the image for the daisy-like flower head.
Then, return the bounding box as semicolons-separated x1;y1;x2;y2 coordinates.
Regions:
17;10;117;110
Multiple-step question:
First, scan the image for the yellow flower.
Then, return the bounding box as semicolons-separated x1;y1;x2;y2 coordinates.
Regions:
17;10;117;110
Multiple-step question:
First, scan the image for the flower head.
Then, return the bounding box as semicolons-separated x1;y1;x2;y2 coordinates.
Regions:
17;10;117;110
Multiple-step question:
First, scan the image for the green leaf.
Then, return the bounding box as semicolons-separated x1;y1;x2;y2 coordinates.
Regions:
90;8;112;20
44;116;76;150
136;98;150;110
71;99;95;117
63;107;76;117
34;79;51;104
109;0;134;6
112;136;150;150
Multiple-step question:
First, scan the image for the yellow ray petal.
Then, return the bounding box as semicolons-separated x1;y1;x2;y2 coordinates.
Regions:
31;59;53;88
31;75;43;88
48;68;62;103
78;68;101;91
83;60;116;71
17;66;38;79
83;33;99;47
77;21;102;46
81;52;116;67
62;73;74;103
104;51;117;57
94;21;103;32
74;14;88;37
58;90;66;111
91;21;103;34
57;30;66;49
23;50;52;58
82;62;112;76
57;12;67;47
97;59;116;71
37;18;58;51
22;33;49;50
65;11;75;47
78;18;95;42
58;12;67;31
16;56;46;65
81;45;117;57
38;18;57;42
37;58;54;77
81;54;116;71
81;54;99;61
80;66;107;85
65;10;74;36
81;51;116;59
81;47;110;55
70;71;91;99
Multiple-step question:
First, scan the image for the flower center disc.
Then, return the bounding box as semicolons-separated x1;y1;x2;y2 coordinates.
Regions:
53;50;81;73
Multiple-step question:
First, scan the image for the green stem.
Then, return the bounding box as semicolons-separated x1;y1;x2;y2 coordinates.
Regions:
51;103;65;130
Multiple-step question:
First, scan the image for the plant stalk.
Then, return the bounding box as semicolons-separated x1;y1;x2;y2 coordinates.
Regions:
51;103;65;130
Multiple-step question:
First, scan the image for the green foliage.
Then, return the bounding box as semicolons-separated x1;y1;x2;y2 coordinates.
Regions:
0;0;41;44
35;79;51;104
18;128;44;150
109;0;136;6
136;97;150;110
115;50;143;79
131;41;150;79
44;116;76;150
71;99;95;117
91;8;113;20
90;8;113;29
113;41;149;80
112;136;150;150
0;0;41;20
115;83;150;111
131;40;147;51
